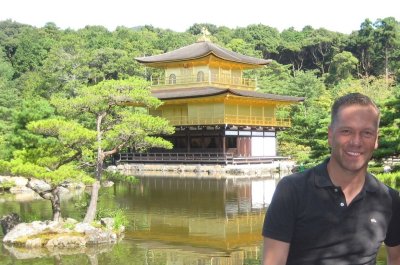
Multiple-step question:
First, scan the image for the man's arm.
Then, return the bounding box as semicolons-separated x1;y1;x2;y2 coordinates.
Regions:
262;237;290;265
387;245;400;265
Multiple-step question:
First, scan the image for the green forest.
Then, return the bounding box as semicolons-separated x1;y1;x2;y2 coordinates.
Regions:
0;17;399;177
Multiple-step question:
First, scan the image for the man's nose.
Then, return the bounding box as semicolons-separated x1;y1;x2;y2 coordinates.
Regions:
350;133;362;145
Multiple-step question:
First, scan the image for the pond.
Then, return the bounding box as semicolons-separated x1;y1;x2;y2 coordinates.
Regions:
0;176;388;265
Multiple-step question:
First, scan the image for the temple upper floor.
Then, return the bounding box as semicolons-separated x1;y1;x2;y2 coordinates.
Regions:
135;40;270;91
150;65;257;90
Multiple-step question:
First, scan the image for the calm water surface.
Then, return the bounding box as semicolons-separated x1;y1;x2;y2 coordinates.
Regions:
0;176;387;265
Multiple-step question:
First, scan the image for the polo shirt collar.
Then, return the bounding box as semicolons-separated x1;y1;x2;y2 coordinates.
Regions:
313;158;379;192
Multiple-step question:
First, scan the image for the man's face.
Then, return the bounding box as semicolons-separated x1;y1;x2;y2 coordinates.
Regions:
328;104;379;174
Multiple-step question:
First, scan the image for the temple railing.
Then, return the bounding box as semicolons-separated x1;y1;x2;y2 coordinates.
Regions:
161;115;291;127
113;152;289;165
150;73;256;90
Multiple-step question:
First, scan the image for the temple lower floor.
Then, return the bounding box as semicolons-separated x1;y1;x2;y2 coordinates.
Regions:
161;126;277;157
116;126;281;164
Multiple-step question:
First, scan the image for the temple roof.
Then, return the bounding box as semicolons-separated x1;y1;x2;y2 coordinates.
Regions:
151;87;304;102
136;41;271;66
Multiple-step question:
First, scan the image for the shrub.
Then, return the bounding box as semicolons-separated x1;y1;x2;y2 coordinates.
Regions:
0;160;12;175
96;208;129;230
376;171;400;190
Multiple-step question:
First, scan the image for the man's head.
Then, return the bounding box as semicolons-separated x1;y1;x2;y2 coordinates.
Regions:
330;93;380;128
328;93;380;175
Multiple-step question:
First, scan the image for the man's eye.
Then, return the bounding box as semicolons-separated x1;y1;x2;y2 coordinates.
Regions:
362;131;374;137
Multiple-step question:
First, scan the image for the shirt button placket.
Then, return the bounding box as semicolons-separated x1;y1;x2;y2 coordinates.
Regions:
333;187;346;208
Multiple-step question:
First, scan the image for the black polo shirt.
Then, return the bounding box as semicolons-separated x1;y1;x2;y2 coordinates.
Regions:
262;160;400;265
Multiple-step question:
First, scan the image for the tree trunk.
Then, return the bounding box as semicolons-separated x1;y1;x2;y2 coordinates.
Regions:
51;187;62;222
83;113;105;223
83;143;104;223
83;180;100;223
26;179;62;222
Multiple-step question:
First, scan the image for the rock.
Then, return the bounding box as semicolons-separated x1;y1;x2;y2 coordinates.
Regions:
11;177;29;186
384;165;392;173
13;192;41;202
28;179;52;192
85;229;116;244
3;219;123;249
102;181;114;188
74;222;96;233
64;218;78;226
58;187;70;194
3;221;59;243
9;186;35;194
100;218;115;230
62;181;85;190
0;213;22;235
26;238;43;248
107;165;117;171
46;236;86;248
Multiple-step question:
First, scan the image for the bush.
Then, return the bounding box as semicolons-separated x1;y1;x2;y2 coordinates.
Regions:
376;171;400;189
103;170;139;184
0;160;12;175
96;208;129;230
368;166;383;175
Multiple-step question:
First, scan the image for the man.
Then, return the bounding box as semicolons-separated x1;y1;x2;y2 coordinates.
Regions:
262;93;400;265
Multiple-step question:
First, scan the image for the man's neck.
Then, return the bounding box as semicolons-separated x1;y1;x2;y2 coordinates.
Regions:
327;160;366;205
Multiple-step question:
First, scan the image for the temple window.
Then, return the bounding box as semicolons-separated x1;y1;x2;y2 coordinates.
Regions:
169;74;176;84
227;137;237;148
197;71;205;82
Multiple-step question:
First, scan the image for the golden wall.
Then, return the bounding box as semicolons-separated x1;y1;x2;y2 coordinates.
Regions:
150;101;282;127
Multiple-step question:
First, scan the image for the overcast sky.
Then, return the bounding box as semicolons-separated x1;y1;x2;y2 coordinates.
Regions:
1;0;399;33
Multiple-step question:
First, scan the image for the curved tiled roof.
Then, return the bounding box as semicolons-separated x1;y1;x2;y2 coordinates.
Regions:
151;87;304;102
136;41;271;66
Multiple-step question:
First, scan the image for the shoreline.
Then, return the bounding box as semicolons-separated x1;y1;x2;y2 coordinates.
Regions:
107;160;296;179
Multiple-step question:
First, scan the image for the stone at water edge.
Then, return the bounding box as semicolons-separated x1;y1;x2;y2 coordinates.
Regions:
0;213;22;235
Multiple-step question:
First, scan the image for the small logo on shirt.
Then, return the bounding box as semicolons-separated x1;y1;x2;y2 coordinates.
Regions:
370;218;377;223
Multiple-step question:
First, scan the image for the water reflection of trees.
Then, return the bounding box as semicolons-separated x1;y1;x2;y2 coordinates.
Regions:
97;178;277;252
105;178;277;217
1;240;263;265
3;243;113;265
0;177;276;265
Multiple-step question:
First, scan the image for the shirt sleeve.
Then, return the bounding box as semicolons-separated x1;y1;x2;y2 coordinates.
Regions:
384;188;400;247
262;176;297;243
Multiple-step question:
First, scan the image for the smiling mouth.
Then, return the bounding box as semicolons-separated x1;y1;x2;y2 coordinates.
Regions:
347;151;361;156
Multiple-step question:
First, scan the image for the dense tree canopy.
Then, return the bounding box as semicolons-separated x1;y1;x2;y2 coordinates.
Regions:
0;17;399;168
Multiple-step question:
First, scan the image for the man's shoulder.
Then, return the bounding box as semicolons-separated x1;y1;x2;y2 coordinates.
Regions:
367;172;397;191
366;173;400;201
386;184;400;203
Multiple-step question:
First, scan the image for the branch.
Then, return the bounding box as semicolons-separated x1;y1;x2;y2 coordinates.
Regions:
26;178;54;201
103;147;121;158
54;151;82;169
77;161;95;168
103;137;130;158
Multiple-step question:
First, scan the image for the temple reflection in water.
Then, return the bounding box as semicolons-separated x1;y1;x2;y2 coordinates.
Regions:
103;177;277;264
